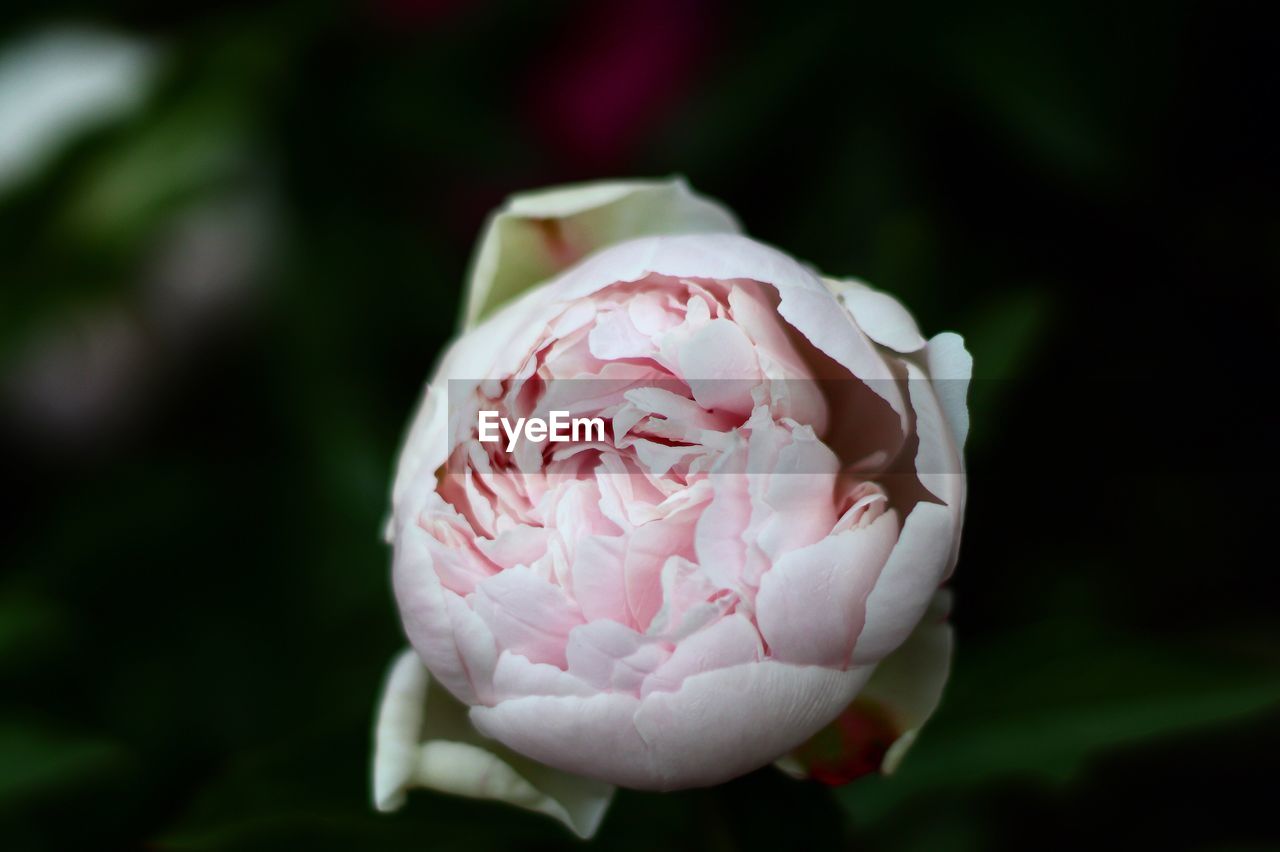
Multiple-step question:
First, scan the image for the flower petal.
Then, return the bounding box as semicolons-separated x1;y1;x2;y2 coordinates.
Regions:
392;514;499;704
470;691;650;785
565;619;669;693
851;502;955;666
640;612;762;696
505;233;910;430
373;649;615;839
631;661;875;789
471;659;871;791
471;565;583;669
825;277;928;354
771;589;953;782
859;589;954;774
755;511;898;666
464;178;739;326
923;331;973;454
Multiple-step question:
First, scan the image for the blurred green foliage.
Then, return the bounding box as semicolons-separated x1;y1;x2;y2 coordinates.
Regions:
1;1;1276;850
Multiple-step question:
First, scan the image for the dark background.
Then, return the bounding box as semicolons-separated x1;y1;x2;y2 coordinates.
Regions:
1;1;1277;849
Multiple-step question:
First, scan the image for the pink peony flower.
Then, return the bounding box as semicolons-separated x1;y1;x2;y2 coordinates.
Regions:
373;179;969;837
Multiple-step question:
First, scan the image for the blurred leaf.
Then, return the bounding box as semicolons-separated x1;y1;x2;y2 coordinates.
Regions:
964;289;1052;380
927;1;1185;184
837;621;1280;824
0;720;129;803
0;591;66;668
59;93;252;250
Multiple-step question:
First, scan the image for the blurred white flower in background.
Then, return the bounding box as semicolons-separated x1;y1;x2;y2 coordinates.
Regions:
0;26;160;194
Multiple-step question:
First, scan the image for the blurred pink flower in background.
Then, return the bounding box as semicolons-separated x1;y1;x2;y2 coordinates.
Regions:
523;0;717;169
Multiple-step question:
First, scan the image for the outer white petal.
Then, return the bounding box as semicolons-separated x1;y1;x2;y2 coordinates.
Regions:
373;649;614;839
463;178;740;327
922;331;972;454
824;277;928;354
920;331;971;579
374;649;430;812
853;334;970;665
852;503;955;666
858;589;954;774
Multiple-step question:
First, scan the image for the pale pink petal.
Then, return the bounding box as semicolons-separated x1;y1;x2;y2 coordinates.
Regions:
631;661;874;790
470;692;651;786
646;556;727;638
420;523;495;595
851;502;956;665
570;535;629;623
588;307;657;361
755;511;898;666
678;318;760;416
640;613;761;696
693;473;750;590
392;517;500;705
627;289;681;336
490;649;596;701
475;524;550;570
625;512;699;629
471;566;583;669
565;620;669;693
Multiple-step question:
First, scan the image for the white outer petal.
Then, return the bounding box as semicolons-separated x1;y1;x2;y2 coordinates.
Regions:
374;649;430;812
373;649;614;839
851;502;956;665
464;178;740;327
825;277;928;354
860;589;954;774
923;331;972;453
853;333;970;664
